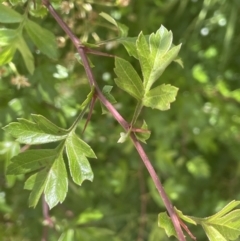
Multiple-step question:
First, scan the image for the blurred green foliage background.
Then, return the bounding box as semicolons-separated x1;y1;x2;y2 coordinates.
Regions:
0;0;240;240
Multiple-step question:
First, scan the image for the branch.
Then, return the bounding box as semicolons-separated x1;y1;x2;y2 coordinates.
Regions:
41;1;186;240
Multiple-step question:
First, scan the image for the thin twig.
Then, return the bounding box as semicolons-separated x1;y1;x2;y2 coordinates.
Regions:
137;164;147;241
41;1;187;240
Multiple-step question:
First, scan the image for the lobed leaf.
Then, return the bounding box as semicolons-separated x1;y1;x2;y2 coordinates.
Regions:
3;117;68;144
117;37;138;59
136;25;181;91
7;149;57;175
0;4;23;23
44;154;68;209
25;19;58;59
143;84;178;110
31;114;69;135
66;133;95;185
114;57;144;100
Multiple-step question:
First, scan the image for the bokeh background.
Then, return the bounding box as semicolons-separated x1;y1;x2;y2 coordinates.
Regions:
0;0;240;240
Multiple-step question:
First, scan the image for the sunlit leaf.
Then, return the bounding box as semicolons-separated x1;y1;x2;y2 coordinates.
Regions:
66;133;95;185
117;132;129;143
114;57;144;100
202;223;227;241
117;37;138;59
136;26;181;91
143;84;178;110
44;154;68;209
0;45;16;65
0;28;18;46
3;117;68;144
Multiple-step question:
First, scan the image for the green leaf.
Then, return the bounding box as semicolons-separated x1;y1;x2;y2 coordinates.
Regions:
202;223;227;241
0;28;18;46
0;4;23;23
15;36;35;74
25;169;50;208
201;201;240;241
101;85;117;114
76;87;95;111
25;19;58;59
0;45;16;65
102;85;117;104
114;57;144;100
135;120;151;144
99;12;128;37
175;208;197;225
207;201;240;221
3;117;68;144
7;149;57;175
136;26;181;91
143;84;178;110
158;212;177;238
66;133;95;185
44;154;68;209
117;37;138;59
117;132;129;143
66;133;96;159
31;114;69;135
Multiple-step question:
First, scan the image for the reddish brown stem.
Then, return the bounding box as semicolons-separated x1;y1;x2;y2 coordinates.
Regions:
42;1;187;240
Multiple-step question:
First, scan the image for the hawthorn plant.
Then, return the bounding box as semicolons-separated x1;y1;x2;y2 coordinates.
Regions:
0;1;240;240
